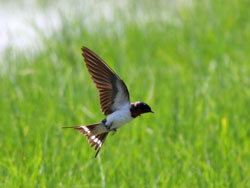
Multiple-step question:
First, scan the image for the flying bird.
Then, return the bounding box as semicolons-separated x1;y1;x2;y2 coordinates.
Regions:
64;47;154;157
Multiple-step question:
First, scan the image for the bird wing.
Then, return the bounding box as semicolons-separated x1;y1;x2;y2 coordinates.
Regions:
82;47;130;115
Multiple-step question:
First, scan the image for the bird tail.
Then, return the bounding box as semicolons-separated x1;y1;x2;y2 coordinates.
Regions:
63;123;109;157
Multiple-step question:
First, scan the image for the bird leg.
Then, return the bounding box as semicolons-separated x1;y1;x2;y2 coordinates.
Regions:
105;123;113;131
104;123;117;135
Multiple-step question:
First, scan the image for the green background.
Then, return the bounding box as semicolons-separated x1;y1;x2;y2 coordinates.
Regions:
0;0;249;187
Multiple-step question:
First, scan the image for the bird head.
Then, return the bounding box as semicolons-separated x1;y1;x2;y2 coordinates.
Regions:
130;101;154;118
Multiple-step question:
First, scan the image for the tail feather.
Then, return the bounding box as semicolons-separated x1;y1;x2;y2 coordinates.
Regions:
94;133;108;157
63;123;109;157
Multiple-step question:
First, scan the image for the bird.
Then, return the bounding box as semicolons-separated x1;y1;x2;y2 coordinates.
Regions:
64;47;154;157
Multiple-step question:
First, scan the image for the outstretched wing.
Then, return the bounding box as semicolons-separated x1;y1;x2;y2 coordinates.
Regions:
82;47;130;115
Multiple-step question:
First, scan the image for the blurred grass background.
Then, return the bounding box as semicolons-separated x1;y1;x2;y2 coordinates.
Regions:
0;0;249;187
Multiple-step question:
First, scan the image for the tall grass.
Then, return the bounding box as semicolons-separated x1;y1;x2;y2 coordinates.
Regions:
0;0;249;187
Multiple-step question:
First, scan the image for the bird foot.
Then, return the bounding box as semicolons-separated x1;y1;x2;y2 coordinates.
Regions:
105;123;112;130
104;123;117;135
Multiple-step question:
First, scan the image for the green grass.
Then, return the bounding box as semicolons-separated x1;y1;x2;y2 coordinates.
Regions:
0;0;250;187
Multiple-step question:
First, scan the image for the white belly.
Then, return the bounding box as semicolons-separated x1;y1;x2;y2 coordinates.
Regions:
106;107;133;129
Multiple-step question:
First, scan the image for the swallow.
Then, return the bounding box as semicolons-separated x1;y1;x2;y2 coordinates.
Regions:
64;47;153;157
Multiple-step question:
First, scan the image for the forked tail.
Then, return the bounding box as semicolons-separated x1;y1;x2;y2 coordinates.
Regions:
63;123;109;157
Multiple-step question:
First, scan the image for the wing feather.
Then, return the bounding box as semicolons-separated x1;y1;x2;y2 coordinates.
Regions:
82;47;130;115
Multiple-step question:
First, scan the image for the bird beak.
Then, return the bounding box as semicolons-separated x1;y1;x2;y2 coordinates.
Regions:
150;110;154;113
